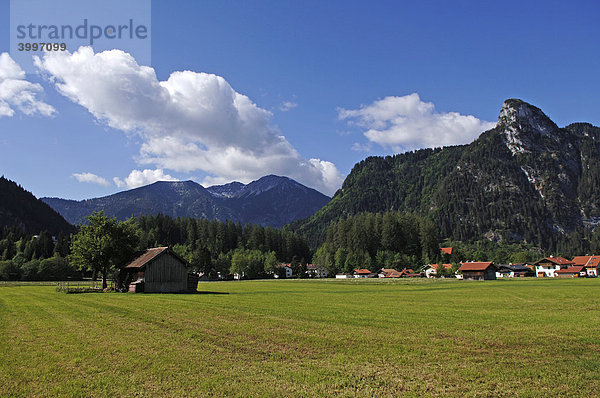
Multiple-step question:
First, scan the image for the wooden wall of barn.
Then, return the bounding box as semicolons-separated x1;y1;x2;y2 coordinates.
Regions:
145;254;189;293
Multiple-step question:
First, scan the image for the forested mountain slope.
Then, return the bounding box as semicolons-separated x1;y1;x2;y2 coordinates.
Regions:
291;99;600;249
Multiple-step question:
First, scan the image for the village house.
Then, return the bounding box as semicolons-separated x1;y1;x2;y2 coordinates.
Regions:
378;268;401;278
398;268;422;278
274;263;293;278
124;247;197;293
571;256;600;277
534;257;574;277
554;266;586;278
424;264;452;278
495;264;535;278
335;273;354;279
353;268;373;278
459;262;497;280
306;264;327;278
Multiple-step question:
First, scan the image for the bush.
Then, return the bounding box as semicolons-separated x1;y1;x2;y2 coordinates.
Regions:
0;260;21;281
38;256;80;281
21;260;40;281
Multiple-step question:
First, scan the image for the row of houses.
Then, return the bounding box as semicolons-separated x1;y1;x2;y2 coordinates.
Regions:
329;255;600;282
425;255;600;280
335;268;421;279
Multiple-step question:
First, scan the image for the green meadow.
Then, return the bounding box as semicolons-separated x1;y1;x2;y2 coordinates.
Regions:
1;278;599;397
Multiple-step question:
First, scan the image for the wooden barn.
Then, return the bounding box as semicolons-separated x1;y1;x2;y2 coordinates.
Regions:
124;247;198;293
459;262;497;280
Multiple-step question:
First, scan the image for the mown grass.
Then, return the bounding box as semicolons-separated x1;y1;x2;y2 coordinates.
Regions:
1;278;599;397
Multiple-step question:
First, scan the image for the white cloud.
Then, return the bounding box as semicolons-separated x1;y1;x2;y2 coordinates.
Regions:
113;168;177;189
339;93;495;152
0;53;55;118
72;172;110;186
279;101;297;112
351;142;372;152
35;47;342;196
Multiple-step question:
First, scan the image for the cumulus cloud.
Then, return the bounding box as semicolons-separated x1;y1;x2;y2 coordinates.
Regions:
0;53;55;118
279;101;297;112
113;168;177;189
339;93;496;152
35;47;342;195
72;172;110;186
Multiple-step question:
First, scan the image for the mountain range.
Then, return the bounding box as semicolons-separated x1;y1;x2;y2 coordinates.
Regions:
290;99;600;249
42;175;331;228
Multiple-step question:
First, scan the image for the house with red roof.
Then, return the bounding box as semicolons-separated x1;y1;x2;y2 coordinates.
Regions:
458;262;497;280
572;256;600;277
555;266;586;278
124;247;197;293
378;268;402;278
424;263;452;278
534;257;574;277
353;268;373;278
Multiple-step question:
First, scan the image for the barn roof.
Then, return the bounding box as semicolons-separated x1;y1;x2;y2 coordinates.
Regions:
459;262;495;271
124;247;188;270
441;247;453;255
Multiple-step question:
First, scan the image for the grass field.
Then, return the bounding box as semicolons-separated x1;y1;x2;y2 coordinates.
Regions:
1;278;600;397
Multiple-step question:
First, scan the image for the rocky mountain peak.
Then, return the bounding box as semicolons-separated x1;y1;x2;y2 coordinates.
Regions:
497;99;559;156
498;99;558;135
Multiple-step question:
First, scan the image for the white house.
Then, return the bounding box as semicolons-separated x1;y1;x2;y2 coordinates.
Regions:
353;269;372;278
274;263;293;278
534;257;573;277
424;264;452;278
306;264;327;278
572;256;600;277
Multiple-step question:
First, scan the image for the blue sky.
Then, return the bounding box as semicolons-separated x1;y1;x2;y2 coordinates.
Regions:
1;0;599;199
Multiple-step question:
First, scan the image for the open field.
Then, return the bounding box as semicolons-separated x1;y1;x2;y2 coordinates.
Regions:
1;279;600;397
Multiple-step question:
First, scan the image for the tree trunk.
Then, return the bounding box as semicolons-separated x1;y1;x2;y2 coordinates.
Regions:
102;269;107;290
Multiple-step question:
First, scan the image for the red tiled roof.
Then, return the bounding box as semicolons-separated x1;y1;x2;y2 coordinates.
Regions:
555;266;585;274
276;263;292;268
125;247;169;269
572;256;600;268
459;262;494;271
441;247;453;255
534;257;574;266
384;269;402;278
427;264;452;269
354;269;371;274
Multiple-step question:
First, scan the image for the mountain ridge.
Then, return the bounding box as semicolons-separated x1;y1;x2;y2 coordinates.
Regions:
0;176;74;235
42;175;330;228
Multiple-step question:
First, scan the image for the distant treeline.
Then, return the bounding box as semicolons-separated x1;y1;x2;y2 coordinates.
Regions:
0;214;312;281
310;210;597;275
312;211;440;275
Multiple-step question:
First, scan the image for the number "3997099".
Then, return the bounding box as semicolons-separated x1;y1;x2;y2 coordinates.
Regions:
17;42;67;51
